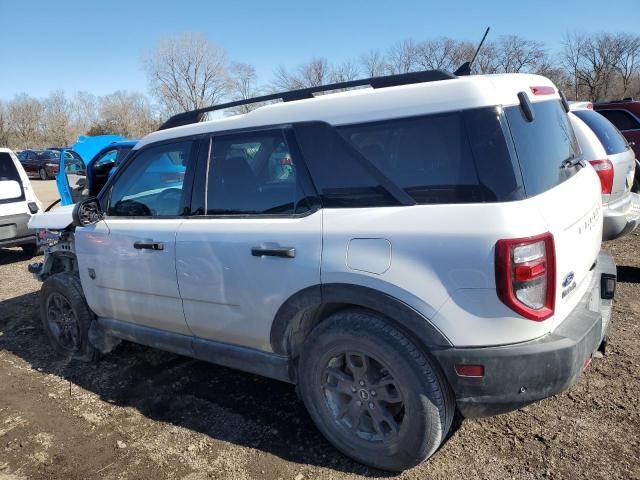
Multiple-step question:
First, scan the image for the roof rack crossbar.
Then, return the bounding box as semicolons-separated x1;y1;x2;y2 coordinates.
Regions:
158;69;457;130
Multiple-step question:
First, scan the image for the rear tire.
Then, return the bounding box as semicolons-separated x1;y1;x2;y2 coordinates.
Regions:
40;273;98;362
39;167;49;180
21;243;39;258
298;309;454;471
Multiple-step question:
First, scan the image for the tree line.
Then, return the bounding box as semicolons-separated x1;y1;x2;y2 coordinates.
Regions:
2;31;639;150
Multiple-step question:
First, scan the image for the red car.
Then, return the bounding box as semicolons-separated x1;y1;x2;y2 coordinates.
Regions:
17;150;60;180
594;99;640;191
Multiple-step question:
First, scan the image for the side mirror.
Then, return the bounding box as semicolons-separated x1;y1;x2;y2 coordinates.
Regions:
72;197;104;227
0;180;22;201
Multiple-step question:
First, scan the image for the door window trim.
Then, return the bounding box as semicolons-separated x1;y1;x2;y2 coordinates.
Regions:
99;135;202;220
186;125;321;220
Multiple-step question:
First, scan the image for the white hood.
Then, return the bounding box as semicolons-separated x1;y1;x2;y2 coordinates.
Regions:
28;204;75;230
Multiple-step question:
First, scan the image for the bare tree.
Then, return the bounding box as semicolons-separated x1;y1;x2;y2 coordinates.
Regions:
269;57;332;91
72;91;99;134
42;90;78;147
473;41;500;74
7;94;43;148
614;33;640;96
385;39;419;74
227;62;262;114
560;32;588;100
495;35;547;73
330;59;361;83
0;101;10;147
144;33;229;116
97;91;158;138
360;49;386;77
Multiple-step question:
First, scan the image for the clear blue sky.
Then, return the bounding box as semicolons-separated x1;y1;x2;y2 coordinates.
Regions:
1;0;637;100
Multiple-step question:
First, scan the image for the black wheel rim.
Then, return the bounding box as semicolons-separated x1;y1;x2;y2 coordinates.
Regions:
322;351;405;443
46;292;80;351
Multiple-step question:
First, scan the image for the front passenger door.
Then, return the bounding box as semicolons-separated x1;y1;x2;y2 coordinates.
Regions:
75;141;196;335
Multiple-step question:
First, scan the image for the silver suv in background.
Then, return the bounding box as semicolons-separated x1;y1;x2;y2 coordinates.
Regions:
569;102;640;240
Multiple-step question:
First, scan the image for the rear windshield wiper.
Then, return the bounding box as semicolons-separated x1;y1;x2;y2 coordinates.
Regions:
560;154;584;169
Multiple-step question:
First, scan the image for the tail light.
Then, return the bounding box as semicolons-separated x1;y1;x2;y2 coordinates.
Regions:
495;233;555;321
589;159;613;194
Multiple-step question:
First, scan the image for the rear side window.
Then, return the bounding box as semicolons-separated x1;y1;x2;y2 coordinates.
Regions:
0;152;25;203
339;110;523;204
205;130;308;215
598;109;640;131
573;110;629;155
0;153;22;183
505;100;581;197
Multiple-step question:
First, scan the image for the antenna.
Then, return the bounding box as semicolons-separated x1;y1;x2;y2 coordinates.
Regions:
454;27;490;76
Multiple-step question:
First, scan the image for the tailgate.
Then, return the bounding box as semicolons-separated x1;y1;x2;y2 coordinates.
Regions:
532;167;603;330
608;149;636;204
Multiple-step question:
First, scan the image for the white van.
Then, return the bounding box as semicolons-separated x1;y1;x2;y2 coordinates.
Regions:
0;148;42;256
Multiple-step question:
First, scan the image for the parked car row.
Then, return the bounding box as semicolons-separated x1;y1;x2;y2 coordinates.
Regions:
21;69;640;471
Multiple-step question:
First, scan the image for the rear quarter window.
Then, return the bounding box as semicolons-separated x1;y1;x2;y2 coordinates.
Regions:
0;153;22;182
573;110;629;155
505;100;581;197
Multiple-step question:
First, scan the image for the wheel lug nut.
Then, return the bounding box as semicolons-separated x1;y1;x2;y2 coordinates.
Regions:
356;401;362;407
371;390;376;396
351;386;357;393
368;402;374;409
359;380;365;386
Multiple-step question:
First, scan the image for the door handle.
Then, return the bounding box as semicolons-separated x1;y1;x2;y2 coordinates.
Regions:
251;246;296;258
133;240;164;251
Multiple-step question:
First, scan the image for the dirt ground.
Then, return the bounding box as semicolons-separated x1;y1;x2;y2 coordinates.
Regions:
0;203;639;479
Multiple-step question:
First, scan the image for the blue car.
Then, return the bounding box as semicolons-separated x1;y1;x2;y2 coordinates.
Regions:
57;139;138;205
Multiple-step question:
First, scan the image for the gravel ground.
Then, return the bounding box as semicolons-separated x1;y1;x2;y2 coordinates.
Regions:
0;223;638;479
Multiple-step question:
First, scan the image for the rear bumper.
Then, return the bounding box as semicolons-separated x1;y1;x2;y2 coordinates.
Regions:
0;213;35;247
432;251;616;418
603;192;640;240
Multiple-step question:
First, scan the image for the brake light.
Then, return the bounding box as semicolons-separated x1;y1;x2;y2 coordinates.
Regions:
530;86;555;96
495;233;555;321
589;159;613;194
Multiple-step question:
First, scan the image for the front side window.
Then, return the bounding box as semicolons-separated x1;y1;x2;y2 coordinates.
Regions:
64;156;84;173
108;141;192;217
205;130;306;215
95;149;118;167
598;109;640;132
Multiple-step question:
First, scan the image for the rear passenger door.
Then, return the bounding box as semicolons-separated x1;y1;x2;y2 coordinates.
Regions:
175;128;322;352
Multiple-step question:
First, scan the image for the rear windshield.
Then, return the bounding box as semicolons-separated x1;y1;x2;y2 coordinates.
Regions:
505;100;581;197
573;109;629;155
0;152;22;182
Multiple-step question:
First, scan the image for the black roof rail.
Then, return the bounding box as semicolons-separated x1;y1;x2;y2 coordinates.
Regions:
158;69;457;130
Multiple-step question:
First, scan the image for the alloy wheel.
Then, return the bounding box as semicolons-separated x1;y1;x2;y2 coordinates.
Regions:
46;292;81;351
322;351;405;443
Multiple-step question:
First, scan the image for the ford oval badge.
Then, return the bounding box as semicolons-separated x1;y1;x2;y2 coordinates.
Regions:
562;272;575;288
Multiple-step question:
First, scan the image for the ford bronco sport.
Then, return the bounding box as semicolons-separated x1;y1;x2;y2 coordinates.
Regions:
28;70;616;471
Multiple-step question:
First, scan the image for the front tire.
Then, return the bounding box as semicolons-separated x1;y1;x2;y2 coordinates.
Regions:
40;273;98;362
298;310;454;471
39;167;49;180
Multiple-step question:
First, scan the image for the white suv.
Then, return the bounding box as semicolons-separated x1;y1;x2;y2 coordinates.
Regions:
28;71;616;471
0;148;41;255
